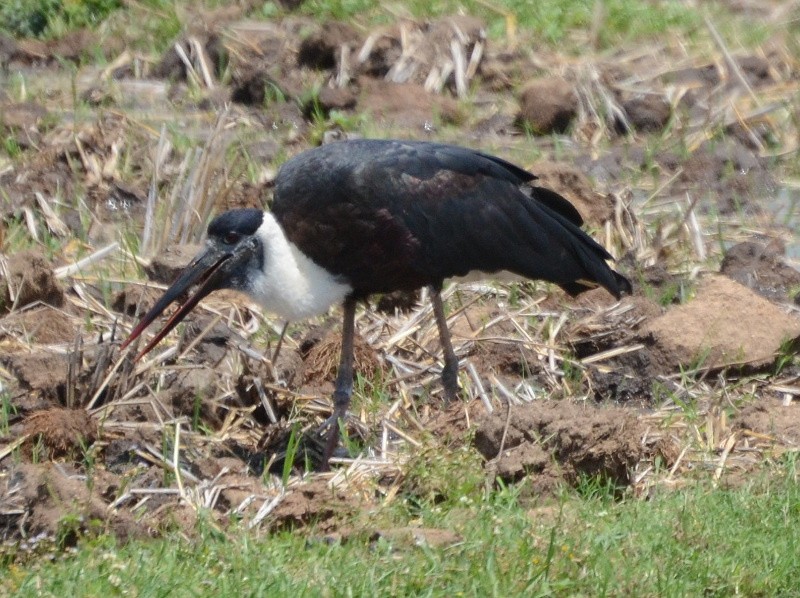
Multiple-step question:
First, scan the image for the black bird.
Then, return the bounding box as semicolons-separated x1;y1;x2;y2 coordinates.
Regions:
122;139;631;466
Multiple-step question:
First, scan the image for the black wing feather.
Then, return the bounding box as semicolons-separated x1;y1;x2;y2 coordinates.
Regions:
273;139;629;298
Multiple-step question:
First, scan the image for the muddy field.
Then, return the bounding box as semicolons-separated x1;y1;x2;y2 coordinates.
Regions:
1;2;800;547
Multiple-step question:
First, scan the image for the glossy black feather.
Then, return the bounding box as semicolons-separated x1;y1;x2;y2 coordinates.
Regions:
273;139;630;298
208;209;263;237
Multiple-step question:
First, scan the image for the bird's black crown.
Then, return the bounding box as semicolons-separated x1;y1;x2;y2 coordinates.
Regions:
208;209;264;239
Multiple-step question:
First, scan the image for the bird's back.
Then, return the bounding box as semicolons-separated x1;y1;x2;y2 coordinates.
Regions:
273;139;630;298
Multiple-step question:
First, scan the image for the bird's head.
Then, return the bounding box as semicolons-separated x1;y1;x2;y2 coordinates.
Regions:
121;209;265;358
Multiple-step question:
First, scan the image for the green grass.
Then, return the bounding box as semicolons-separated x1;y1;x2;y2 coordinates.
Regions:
0;0;122;38
5;465;800;597
1;0;768;54
292;0;770;50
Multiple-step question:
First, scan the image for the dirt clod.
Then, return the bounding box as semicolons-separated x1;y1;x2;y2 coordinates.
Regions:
112;286;163;318
5;351;69;408
720;240;800;304
516;78;578;134
733;398;800;446
640;274;800;372
0;305;77;344
0;250;63;314
3;463;137;542
474;401;644;494
298;21;361;70
269;479;356;532
144;244;202;283
22;408;97;460
316;86;358;114
620;95;672;133
358;79;460;128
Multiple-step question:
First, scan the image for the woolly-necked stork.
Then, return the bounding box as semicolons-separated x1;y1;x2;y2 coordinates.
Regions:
122;139;631;466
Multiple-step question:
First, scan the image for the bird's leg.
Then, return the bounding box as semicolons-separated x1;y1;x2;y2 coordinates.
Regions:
429;286;459;402
271;321;289;364
321;296;357;469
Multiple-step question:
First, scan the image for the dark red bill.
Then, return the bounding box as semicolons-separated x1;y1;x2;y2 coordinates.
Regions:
120;248;229;360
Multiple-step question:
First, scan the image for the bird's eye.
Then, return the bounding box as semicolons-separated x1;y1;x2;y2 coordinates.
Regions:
223;232;240;244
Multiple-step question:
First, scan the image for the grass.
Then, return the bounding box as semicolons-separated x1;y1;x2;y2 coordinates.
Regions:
292;0;773;51
295;0;702;46
4;466;800;596
1;0;799;594
0;0;768;55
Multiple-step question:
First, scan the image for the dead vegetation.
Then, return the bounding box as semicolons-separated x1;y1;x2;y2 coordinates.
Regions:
1;3;800;549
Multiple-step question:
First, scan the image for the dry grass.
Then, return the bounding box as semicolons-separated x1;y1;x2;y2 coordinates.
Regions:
1;6;799;542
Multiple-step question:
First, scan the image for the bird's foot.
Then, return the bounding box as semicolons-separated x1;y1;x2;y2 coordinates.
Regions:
442;386;460;403
441;363;460;403
317;395;349;470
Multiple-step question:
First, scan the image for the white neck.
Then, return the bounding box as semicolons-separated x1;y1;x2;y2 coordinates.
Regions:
246;213;352;321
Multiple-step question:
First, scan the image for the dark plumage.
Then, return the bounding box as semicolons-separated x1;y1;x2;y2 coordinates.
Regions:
122;139;631;468
273;140;628;298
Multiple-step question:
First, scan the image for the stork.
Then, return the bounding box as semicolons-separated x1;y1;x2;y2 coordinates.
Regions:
121;139;631;467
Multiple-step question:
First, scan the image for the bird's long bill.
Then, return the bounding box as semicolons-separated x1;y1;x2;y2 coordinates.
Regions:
120;246;230;359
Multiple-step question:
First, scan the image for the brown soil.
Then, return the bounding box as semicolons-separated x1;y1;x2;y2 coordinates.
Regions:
516;78;578;134
2;462;139;542
1;3;799;552
474;401;645;495
720;240;800;304
0;250;64;314
732;398;800;447
22;407;97;460
640;274;800;373
268;479;359;532
0;305;76;344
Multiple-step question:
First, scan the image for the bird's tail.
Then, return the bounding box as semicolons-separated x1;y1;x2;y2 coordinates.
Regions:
526;189;632;299
559;269;632;299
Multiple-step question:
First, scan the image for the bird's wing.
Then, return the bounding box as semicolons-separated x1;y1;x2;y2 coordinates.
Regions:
274;140;625;297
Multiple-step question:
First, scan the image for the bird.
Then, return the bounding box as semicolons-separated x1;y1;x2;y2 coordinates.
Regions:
121;138;631;468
